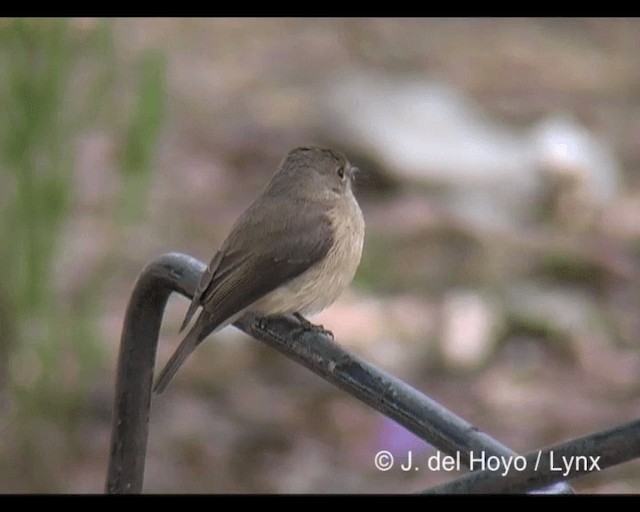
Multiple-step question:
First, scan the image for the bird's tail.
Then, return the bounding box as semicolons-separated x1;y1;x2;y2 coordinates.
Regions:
153;320;204;395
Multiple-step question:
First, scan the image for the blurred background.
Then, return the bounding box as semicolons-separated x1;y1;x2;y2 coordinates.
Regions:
1;17;640;493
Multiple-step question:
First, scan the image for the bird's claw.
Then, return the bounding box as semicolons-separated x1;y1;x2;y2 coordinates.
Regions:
293;313;334;339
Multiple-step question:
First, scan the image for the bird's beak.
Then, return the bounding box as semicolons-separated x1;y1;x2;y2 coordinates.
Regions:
348;165;360;179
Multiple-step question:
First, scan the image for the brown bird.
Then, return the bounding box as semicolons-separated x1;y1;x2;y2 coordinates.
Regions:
153;146;365;394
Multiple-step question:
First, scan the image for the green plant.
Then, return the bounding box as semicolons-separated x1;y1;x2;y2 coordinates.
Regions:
0;18;166;491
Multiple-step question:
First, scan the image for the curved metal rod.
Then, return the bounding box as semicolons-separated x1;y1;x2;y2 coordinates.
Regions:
105;252;204;493
424;417;640;494
105;252;573;494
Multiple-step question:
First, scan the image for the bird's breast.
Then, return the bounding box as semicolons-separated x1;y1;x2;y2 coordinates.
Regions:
251;191;365;317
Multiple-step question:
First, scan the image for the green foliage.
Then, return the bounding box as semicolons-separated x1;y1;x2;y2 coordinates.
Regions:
119;49;166;221
0;18;118;387
1;19;73;315
0;19;166;490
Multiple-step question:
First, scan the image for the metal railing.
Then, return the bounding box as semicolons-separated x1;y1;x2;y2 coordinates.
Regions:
105;252;639;493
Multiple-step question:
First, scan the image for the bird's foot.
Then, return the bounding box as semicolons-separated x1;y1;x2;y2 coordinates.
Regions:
293;312;334;339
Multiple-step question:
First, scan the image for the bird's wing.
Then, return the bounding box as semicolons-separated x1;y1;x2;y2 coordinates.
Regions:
153;210;333;395
178;249;224;333
199;209;334;328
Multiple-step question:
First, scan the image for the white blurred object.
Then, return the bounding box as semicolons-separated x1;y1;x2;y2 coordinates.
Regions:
531;113;621;230
532;113;620;206
325;73;530;186
439;290;501;371
321;71;622;232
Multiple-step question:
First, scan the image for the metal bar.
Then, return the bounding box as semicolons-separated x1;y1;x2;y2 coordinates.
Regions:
424;418;640;494
105;253;204;493
105;252;573;494
235;313;571;495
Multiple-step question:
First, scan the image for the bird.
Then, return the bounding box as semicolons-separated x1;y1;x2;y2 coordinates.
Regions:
153;146;365;394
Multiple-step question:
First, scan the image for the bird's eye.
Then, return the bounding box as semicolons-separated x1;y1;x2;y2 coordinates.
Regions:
337;166;345;179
